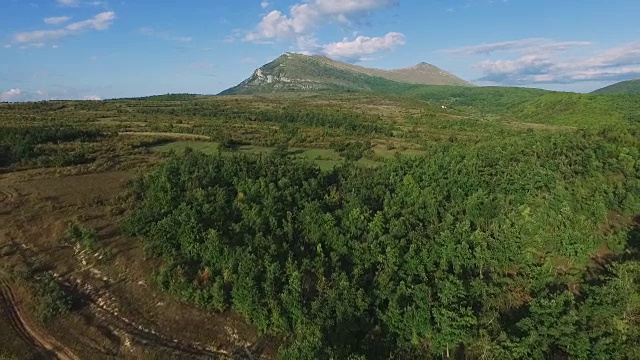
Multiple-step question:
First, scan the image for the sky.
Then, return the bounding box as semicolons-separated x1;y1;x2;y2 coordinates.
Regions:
1;0;640;101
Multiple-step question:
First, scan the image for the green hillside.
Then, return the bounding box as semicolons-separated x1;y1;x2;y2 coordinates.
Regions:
511;93;640;125
592;79;640;94
219;53;471;95
394;85;551;113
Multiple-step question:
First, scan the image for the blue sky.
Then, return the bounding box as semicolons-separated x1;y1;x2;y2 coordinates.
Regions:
1;0;640;101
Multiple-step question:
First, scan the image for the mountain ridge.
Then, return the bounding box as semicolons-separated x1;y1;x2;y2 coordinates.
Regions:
592;78;640;94
219;53;473;95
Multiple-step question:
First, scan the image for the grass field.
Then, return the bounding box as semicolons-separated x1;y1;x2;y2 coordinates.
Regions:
151;140;427;170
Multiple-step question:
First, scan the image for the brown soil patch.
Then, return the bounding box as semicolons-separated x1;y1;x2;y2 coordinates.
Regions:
0;166;274;359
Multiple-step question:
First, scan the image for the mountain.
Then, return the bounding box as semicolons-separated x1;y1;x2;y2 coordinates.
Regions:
219;53;473;95
592;79;640;94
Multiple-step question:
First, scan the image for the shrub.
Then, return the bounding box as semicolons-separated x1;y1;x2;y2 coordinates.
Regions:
66;221;98;248
31;273;71;322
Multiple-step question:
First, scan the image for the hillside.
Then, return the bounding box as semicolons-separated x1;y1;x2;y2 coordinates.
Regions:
219;53;472;95
592;79;640;94
309;55;474;86
511;92;640;125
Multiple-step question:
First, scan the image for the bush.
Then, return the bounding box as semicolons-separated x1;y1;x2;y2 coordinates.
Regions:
330;140;372;161
66;221;98;248
31;273;71;322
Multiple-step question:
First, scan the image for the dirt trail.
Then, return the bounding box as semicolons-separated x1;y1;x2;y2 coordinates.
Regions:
0;272;80;360
0;188;13;202
0;186;17;214
66;276;229;358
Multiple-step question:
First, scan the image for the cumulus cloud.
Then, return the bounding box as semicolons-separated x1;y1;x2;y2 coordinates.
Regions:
243;0;402;61
261;1;270;9
139;27;192;43
14;12;116;45
44;16;71;25
322;32;405;62
246;0;396;42
0;88;23;102
474;42;640;84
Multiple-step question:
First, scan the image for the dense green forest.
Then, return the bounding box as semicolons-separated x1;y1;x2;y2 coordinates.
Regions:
124;125;640;359
592;79;640;95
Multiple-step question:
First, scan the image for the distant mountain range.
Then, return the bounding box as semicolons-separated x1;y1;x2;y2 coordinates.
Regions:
219;53;473;95
592;79;640;94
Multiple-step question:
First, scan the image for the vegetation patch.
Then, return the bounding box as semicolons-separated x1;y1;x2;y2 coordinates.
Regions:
29;273;72;323
124;125;640;358
0;127;100;168
66;221;98;248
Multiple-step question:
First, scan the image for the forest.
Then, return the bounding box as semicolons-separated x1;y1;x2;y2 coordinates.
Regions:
123;125;640;359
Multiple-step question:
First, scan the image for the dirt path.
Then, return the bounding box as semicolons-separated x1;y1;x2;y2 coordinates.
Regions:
0;272;80;360
67;276;230;359
0;187;13;202
0;186;17;214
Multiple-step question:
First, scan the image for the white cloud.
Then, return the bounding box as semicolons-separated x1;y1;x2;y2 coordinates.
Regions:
0;87;107;102
475;42;640;84
245;0;397;42
56;0;105;7
139;27;192;43
19;43;46;49
244;0;401;61
0;89;23;102
3;44;11;49
66;11;114;31
57;0;79;6
441;38;592;56
44;16;71;25
261;1;270;9
14;12;116;45
322;32;405;62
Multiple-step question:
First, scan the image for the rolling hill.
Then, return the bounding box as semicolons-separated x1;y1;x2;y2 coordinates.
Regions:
219;53;473;95
592;79;640;94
